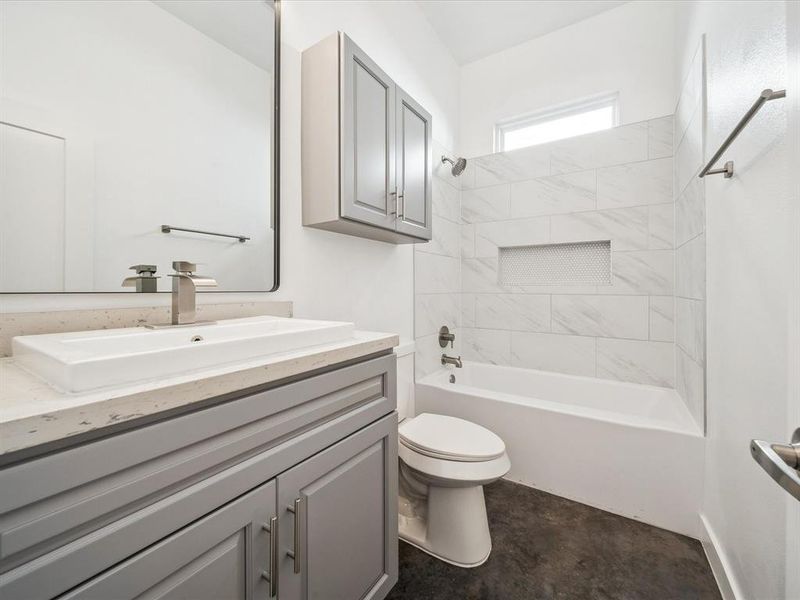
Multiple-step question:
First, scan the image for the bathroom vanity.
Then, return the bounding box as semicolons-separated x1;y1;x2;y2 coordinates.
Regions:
0;328;399;600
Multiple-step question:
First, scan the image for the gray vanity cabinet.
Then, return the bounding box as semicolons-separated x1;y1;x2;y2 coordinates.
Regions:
58;481;276;600
302;32;432;244
278;414;398;600
0;354;398;600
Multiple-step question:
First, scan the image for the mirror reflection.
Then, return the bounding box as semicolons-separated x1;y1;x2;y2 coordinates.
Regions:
0;0;277;292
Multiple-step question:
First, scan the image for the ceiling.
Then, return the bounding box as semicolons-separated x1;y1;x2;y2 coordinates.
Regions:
154;0;274;71
417;0;629;65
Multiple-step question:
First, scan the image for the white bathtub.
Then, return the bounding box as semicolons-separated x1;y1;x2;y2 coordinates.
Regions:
415;362;704;537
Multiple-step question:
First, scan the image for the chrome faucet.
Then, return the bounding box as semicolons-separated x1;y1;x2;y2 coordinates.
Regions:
121;264;159;293
441;354;463;368
169;261;217;325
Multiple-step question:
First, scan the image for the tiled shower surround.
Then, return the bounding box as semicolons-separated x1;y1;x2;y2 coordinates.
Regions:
414;140;464;379
457;116;676;388
673;40;707;429
415;110;706;426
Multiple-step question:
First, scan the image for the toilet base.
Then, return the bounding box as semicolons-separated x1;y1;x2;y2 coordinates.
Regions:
398;467;493;568
399;534;492;568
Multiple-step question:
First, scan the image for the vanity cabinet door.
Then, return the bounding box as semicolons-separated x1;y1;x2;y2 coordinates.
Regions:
58;480;277;600
277;414;398;600
340;34;397;231
394;87;432;240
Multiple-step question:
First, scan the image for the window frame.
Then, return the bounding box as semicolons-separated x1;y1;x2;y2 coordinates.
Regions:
493;92;620;153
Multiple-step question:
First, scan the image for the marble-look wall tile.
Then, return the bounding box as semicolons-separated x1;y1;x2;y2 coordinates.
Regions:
432;177;460;223
550;207;649;251
416;215;460;258
676;297;705;363
676;233;705;300
461;224;475;259
597;338;675;387
648;116;674;159
462;184;510;223
551;295;648;340
648;203;675;250
435;117;694;389
467;144;550;188
474;294;551;332
674;104;703;198
509;170;596;218
649;296;675;342
474;217;550;257
462;257;503;293
596;158;672;209
513;283;600;296
415;253;460;294
550;122;648;175
415;293;460;338
672;38;706;425
461;293;476;328
511;331;596;377
605;250;674;295
676;175;705;246
677;346;705;429
461;327;511;365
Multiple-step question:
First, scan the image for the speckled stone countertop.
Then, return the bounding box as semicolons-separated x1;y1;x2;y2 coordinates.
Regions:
0;331;398;457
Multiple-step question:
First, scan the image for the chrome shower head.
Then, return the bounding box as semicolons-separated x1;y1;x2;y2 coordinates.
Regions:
441;155;467;177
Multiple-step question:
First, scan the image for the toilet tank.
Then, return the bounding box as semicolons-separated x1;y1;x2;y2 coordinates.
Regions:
394;341;415;421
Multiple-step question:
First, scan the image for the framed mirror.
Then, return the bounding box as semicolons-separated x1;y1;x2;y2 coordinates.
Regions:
0;0;280;293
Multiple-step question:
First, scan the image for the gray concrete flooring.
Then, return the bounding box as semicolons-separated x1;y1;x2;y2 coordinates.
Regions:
387;479;721;600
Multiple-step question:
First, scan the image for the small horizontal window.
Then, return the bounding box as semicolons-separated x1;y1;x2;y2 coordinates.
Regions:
495;93;619;153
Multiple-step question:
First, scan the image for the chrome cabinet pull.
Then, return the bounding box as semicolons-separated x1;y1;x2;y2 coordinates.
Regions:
260;516;279;597
397;190;405;220
388;189;397;216
286;497;303;574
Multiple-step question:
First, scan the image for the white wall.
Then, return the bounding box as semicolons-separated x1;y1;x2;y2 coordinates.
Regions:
459;1;677;158
675;2;796;599
1;1;461;343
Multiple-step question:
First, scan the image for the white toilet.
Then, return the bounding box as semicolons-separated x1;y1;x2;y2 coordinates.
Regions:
395;344;510;567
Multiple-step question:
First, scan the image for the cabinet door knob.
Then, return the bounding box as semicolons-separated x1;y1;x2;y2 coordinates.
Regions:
286;497;304;574
260;516;279;596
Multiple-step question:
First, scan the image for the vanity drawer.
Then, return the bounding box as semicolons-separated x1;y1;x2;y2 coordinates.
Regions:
0;353;396;573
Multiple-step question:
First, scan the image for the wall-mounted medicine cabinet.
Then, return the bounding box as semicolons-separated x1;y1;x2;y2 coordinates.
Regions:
302;32;432;244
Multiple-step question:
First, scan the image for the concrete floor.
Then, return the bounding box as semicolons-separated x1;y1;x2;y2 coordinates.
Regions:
386;479;721;600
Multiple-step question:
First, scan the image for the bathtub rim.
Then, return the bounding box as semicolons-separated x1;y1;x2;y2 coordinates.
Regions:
418;363;703;438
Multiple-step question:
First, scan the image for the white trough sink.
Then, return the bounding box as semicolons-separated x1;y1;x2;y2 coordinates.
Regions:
12;316;355;393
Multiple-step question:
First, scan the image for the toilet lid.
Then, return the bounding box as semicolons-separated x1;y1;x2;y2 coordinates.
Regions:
398;413;506;462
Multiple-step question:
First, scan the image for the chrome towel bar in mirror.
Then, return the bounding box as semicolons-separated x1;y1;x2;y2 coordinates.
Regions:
161;225;250;243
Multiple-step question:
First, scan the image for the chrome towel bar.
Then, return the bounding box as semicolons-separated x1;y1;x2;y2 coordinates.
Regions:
699;88;786;179
161;225;250;243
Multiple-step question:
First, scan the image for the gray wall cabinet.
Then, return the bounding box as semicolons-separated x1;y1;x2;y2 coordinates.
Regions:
0;354;398;600
302;32;432;244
